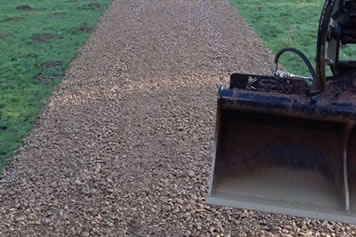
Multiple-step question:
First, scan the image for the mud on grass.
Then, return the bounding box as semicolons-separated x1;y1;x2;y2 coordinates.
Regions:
0;0;112;174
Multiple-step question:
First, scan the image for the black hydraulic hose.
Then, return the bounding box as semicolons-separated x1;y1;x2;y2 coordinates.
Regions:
274;47;320;95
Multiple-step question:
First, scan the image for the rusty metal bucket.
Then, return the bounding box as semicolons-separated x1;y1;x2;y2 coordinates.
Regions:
207;73;356;224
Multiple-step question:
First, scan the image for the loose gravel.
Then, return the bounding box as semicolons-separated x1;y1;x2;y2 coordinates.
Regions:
1;0;356;236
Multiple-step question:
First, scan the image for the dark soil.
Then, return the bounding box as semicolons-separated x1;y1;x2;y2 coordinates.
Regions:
40;61;63;70
32;33;58;43
0;34;10;40
15;5;33;11
81;2;101;10
76;25;94;33
52;12;67;18
37;74;60;81
2;16;25;23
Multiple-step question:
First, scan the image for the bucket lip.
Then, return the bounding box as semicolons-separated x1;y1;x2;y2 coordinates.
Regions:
218;88;356;122
219;72;356;122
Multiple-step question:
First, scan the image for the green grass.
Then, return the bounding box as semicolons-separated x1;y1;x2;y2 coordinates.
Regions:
231;0;356;76
0;0;112;174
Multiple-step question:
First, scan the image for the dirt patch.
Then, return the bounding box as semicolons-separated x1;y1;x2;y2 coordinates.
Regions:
0;34;10;40
52;12;67;18
2;16;25;23
41;61;63;70
15;5;33;11
32;33;58;43
37;74;60;81
76;25;94;33
81;2;101;10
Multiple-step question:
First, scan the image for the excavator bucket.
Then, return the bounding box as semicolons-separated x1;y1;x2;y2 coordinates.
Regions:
207;73;356;224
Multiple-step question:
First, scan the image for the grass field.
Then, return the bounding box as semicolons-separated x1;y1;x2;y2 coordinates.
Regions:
0;0;112;174
231;0;356;76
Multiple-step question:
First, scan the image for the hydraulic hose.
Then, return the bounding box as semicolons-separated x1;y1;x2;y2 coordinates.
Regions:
274;47;320;95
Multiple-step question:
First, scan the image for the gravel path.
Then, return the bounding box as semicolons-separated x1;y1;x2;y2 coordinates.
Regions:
1;0;356;236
